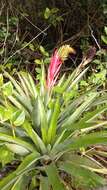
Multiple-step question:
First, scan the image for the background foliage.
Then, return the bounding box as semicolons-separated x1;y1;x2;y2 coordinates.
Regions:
0;0;106;70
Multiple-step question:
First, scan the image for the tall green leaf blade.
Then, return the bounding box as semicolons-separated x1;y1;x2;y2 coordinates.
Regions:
62;93;98;128
0;152;40;190
86;105;107;123
47;99;60;143
40;177;50;190
53;129;66;149
13;110;25;126
18;73;30;98
71;105;107;130
59;162;106;189
68;67;89;90
45;163;66;190
23;121;47;153
57;74;65;86
81;121;107;133
2;81;13;97
59;94;84;124
52;132;107;155
61;153;102;169
20;73;35;97
40;64;46;97
8;95;25;111
0;133;35;152
54;71;76;94
38;97;48;144
31;97;40;128
70;132;107;150
65;105;107;134
62;70;76;90
11;175;28;190
0;171;18;190
13;91;33;113
28;74;38;98
4;71;25;96
6;143;30;156
16;152;40;173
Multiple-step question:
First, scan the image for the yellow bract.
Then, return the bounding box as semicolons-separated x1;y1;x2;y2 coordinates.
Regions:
58;45;76;61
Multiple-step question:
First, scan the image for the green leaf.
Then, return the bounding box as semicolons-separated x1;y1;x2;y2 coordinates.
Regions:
59;94;84;124
69;67;89;90
59;162;106;189
13;91;33;113
28;73;38;98
0;133;35;152
23;121;46;153
6;143;29;156
44;8;51;19
29;43;35;51
17;152;40;172
52;129;66;149
13;110;25;126
5;106;16;121
2;82;13;96
40;177;50;190
34;59;42;65
57;74;65;87
8;95;26;112
0;145;14;167
62;93;97;128
69;105;107;131
70;132;107;150
48;99;60;143
81;121;107;133
40;64;46;97
38;97;48;144
83;105;107;123
31;98;40;127
0;105;5;121
4;71;25;96
0;152;40;190
53;132;107;154
45;163;66;190
62;153;102;169
55;70;77;93
18;73;30;98
0;172;17;190
101;35;107;44
0;74;3;86
19;72;35;97
0;105;17;122
104;26;107;35
11;175;28;190
39;46;49;57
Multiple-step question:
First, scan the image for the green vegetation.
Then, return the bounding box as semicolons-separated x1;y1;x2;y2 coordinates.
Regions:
0;56;107;189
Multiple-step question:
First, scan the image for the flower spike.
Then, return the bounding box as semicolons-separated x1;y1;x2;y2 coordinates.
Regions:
47;45;75;89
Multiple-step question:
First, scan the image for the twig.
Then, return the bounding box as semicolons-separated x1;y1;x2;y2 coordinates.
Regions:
13;6;47;36
0;1;5;16
84;154;104;168
89;25;101;50
3;25;50;65
2;9;9;62
9;22;19;53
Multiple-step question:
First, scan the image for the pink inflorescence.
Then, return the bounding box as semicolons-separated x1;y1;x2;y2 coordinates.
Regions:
47;49;63;89
47;45;76;90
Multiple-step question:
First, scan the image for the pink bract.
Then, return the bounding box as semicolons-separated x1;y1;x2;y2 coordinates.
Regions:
47;50;63;89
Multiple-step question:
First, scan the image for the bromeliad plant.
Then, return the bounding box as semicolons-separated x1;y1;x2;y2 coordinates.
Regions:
0;45;107;190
